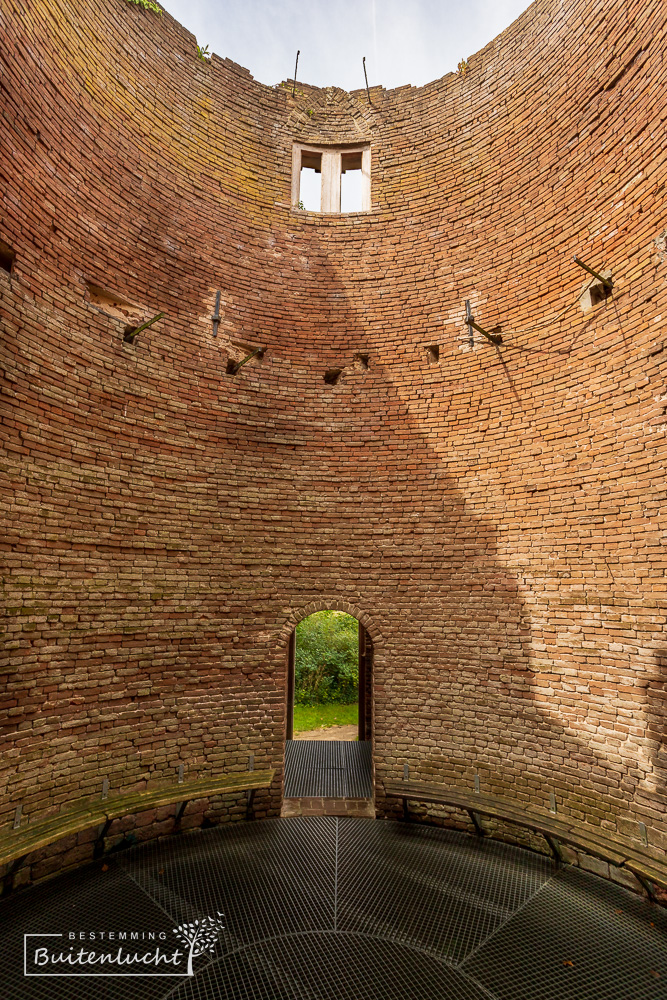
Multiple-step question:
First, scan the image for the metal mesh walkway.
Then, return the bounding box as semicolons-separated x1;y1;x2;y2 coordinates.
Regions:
284;739;373;797
1;817;665;999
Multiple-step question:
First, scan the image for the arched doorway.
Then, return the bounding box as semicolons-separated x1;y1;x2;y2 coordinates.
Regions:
285;612;373;742
283;610;374;810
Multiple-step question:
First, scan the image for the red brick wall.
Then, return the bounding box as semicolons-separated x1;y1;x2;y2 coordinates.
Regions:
1;0;666;870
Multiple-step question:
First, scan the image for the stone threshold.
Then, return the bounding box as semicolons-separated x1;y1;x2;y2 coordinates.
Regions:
281;797;375;818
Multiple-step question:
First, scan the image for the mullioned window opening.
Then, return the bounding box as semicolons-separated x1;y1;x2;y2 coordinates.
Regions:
292;143;371;214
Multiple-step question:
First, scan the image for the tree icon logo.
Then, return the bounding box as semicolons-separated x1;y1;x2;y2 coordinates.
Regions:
173;913;225;976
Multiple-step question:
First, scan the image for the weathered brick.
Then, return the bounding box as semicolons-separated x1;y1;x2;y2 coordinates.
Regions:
0;0;665;894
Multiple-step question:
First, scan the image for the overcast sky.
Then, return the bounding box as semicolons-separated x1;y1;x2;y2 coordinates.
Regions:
159;0;534;92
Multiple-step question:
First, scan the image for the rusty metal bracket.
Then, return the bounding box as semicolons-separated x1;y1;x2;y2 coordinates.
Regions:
229;347;265;375
292;51;300;97
211;291;221;337
573;255;613;291
124;312;164;343
363;57;371;105
465;301;502;345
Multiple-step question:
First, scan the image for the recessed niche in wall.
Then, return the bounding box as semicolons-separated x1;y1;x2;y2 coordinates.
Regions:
226;341;266;375
0;239;16;274
579;272;613;313
87;282;145;324
324;368;343;385
590;282;612;307
425;345;440;364
354;354;370;370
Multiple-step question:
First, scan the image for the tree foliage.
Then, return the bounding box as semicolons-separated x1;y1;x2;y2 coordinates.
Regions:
295;611;358;705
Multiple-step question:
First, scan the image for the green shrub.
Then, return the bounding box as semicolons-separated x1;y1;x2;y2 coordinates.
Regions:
295;611;358;705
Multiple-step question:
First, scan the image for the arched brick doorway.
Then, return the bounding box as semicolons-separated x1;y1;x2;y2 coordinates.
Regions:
285;616;373;742
281;603;377;808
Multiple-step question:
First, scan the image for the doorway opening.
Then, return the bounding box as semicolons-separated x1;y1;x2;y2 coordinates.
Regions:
286;611;372;742
284;611;373;809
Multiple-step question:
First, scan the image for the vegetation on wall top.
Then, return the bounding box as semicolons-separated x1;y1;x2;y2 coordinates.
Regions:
124;0;162;15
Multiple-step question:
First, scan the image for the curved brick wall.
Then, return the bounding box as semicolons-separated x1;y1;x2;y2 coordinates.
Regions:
1;0;666;879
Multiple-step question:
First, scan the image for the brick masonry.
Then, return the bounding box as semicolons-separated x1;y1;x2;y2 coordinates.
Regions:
0;0;666;885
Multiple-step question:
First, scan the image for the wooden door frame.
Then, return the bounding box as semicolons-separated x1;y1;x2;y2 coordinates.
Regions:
358;622;366;742
358;623;373;742
286;629;295;740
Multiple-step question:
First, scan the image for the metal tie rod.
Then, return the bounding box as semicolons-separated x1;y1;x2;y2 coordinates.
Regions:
125;312;164;343
292;51;300;97
230;347;265;375
210;291;221;337
465;300;502;345
573;255;613;290
363;57;371;104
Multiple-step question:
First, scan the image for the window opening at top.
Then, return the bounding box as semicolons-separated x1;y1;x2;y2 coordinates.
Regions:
292;144;370;215
341;152;363;213
300;150;322;211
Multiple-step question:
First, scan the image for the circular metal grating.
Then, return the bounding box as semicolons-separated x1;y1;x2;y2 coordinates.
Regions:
0;817;665;999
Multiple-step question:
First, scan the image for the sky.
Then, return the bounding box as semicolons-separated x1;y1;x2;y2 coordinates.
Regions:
158;0;535;92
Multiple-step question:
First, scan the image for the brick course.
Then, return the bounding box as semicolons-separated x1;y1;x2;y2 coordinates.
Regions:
1;0;666;881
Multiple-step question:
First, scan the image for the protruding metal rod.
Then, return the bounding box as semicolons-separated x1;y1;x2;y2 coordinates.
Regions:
465;299;474;347
211;291;221;337
231;347;265;375
125;311;164;342
465;304;502;345
292;50;300;97
573;255;613;290
469;319;503;345
363;56;371;104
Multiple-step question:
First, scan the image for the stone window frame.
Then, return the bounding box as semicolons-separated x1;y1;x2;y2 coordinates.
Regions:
291;142;371;214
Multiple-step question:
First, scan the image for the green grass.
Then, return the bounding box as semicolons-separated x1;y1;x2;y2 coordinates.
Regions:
293;702;358;734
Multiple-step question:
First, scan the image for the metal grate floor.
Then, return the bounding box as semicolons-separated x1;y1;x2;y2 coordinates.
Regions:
284;740;373;798
1;817;665;999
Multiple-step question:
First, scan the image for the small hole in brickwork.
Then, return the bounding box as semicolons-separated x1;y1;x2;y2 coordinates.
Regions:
355;354;369;370
324;368;343;385
580;274;613;313
0;239;16;274
590;282;611;307
226;345;265;376
426;345;439;364
123;325;139;343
